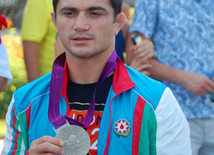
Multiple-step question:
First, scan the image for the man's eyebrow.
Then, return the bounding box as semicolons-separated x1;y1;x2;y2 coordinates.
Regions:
60;7;77;13
59;6;107;13
87;6;107;12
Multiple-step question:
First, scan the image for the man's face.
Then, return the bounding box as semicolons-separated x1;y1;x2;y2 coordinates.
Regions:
52;0;122;58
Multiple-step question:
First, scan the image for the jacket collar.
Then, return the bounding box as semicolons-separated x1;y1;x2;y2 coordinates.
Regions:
112;57;136;95
61;56;136;98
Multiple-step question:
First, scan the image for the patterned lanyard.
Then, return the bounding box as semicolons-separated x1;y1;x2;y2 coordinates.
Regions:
48;49;117;129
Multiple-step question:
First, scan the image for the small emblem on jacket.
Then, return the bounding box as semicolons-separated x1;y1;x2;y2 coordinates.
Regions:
114;119;131;137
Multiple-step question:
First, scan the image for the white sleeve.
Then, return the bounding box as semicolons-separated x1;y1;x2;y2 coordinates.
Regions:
2;95;26;155
0;35;13;84
155;87;192;155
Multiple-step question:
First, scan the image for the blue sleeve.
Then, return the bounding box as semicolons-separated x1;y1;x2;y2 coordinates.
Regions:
129;0;158;39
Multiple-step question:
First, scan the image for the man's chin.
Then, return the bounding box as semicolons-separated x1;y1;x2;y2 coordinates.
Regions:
68;49;94;58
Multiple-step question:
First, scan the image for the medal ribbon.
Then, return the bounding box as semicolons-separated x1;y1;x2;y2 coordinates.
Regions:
48;49;117;129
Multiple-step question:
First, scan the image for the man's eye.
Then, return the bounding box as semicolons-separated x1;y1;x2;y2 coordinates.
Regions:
90;12;101;16
64;12;75;16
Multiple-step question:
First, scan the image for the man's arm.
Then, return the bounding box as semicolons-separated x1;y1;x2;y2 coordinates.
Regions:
2;96;26;155
23;41;40;82
149;59;214;96
0;77;8;92
155;87;192;154
128;33;214;96
2;95;64;155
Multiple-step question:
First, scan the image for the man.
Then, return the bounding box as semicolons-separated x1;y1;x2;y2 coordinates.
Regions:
21;0;57;82
127;0;214;154
2;0;191;154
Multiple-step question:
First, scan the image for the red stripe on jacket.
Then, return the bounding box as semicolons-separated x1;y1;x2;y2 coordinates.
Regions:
132;96;146;155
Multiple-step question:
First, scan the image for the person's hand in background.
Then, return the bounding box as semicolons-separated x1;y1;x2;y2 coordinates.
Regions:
127;33;154;76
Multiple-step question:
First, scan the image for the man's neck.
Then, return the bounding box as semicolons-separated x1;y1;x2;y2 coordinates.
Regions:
65;50;113;84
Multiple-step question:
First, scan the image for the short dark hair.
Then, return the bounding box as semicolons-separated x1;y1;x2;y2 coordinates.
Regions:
53;0;123;18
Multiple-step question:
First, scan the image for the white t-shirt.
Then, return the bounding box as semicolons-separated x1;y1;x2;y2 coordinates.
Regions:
0;34;13;84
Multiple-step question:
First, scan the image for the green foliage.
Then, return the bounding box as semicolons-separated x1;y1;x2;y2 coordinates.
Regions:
0;58;27;118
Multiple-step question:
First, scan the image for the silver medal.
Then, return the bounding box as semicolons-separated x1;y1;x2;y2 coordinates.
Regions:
55;123;90;155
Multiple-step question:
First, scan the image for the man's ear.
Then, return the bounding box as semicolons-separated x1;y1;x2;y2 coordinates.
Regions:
114;12;126;35
51;11;57;27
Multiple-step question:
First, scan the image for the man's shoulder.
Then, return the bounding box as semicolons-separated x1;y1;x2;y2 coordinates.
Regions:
126;65;167;90
15;72;52;96
126;66;167;109
13;73;52;111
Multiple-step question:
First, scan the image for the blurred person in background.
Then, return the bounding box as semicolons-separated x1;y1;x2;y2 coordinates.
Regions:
127;0;214;154
0;14;13;92
0;35;13;92
123;0;135;22
21;0;57;82
121;2;131;22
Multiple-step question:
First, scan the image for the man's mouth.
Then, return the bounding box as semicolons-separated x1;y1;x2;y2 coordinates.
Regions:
72;36;92;44
74;37;90;40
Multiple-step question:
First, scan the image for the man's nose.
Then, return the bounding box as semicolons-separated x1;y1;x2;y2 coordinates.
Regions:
73;13;90;32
